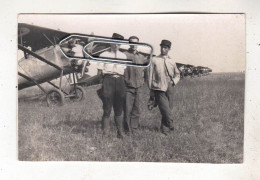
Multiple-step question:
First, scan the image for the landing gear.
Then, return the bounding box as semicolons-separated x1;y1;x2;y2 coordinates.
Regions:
45;70;86;106
69;86;85;102
46;89;65;106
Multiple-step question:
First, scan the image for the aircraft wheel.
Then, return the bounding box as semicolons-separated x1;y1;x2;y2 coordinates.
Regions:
69;86;85;102
46;89;65;106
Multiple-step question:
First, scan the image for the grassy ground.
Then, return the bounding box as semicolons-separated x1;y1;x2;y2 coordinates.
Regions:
18;73;244;163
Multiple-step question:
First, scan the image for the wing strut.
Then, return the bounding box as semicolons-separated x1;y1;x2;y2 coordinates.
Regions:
42;33;55;47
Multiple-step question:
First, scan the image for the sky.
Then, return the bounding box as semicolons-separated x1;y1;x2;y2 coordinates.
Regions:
18;14;245;72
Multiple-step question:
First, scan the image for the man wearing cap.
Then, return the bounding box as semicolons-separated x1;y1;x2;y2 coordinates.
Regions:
97;33;127;138
148;39;180;136
123;36;147;134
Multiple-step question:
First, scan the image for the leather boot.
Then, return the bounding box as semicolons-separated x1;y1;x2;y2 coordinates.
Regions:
115;115;124;139
102;116;110;136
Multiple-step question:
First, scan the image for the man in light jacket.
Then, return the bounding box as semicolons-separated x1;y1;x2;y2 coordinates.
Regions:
148;39;180;136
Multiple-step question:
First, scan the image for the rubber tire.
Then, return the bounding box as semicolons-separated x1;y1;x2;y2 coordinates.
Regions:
69;86;85;102
46;89;65;106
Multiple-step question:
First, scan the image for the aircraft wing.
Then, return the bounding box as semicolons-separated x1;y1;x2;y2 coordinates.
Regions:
18;23;69;51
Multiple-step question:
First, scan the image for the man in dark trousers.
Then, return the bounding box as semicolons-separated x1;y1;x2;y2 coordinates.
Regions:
148;39;180;136
97;33;127;139
124;36;147;134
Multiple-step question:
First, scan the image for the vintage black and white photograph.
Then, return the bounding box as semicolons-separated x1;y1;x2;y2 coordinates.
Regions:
17;14;245;163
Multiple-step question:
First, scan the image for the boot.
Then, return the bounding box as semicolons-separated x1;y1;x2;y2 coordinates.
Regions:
115;115;125;139
102;116;110;137
161;123;170;136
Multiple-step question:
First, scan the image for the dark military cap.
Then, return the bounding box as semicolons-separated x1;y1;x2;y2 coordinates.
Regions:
112;33;124;40
160;39;171;48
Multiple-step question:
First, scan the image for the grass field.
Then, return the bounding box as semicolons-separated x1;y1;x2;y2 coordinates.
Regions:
18;73;244;163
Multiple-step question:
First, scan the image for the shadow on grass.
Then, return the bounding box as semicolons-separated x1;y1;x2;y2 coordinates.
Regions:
44;120;161;135
18;94;46;103
44;119;101;134
138;125;160;132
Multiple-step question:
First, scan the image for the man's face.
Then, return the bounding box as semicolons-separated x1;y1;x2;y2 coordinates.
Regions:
160;45;170;56
129;38;139;51
111;43;120;52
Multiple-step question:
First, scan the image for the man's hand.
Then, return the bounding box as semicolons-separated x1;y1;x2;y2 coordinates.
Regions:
147;98;157;111
170;80;175;87
148;90;157;110
149;90;155;99
99;76;103;84
97;70;103;83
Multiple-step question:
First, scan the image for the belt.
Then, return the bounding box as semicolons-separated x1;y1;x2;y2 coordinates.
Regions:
104;74;123;78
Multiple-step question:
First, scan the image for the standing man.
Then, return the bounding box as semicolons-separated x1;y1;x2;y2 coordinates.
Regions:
124;36;147;134
97;33;127;139
148;39;180;136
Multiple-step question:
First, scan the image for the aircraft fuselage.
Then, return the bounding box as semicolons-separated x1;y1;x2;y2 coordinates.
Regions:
18;45;73;90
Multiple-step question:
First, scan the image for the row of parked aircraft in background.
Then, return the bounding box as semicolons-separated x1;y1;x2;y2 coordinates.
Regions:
18;23;212;106
176;63;212;78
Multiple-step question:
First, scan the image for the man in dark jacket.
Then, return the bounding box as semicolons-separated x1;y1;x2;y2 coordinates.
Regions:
124;36;147;134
